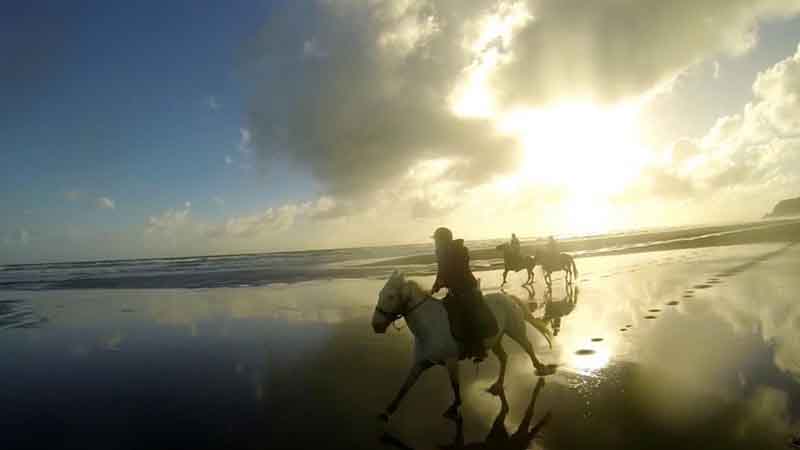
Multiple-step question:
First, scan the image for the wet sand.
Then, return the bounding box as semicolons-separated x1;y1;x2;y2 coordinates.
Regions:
2;242;800;449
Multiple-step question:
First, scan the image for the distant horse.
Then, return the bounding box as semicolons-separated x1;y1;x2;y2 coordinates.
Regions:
534;252;578;289
372;271;555;422
496;243;536;285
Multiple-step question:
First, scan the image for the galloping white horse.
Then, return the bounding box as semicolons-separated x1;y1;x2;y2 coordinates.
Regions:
372;271;555;422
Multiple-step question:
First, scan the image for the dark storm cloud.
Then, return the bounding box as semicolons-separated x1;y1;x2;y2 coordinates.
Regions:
241;0;800;201
242;0;517;196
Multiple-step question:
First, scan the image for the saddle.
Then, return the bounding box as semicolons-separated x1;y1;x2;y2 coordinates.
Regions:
442;289;498;348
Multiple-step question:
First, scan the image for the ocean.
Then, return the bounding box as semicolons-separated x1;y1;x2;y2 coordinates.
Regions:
1;218;797;290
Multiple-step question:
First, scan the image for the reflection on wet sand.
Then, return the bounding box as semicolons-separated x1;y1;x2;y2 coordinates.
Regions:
543;284;579;336
383;378;551;450
0;298;48;329
1;244;800;449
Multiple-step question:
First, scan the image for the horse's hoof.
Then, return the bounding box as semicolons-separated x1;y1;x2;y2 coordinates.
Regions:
487;383;503;396
378;412;390;422
535;364;557;376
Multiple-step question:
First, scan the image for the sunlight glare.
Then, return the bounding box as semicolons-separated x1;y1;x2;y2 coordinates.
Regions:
500;102;650;196
571;346;611;374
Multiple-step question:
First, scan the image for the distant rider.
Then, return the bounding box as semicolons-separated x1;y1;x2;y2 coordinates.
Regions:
546;236;559;266
431;227;488;361
510;233;521;263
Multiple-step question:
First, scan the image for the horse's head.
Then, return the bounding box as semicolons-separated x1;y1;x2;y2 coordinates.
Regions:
372;270;410;334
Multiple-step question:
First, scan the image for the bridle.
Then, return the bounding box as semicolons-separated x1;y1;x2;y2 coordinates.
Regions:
374;290;429;323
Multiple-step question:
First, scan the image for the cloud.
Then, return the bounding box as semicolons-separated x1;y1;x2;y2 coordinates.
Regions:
410;197;456;219
243;0;519;197
212;196;225;207
621;42;800;214
2;228;30;246
147;202;191;234
206;205;300;239
65;191;116;210
225;155;234;165
207;95;220;110
689;43;800;194
239;128;252;154
491;0;800;107
96;197;115;209
241;0;800;207
64;190;83;201
205;197;343;239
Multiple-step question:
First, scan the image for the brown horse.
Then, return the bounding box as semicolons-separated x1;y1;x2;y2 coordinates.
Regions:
496;243;536;285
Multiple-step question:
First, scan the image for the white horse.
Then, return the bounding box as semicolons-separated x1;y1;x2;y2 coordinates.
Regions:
534;252;578;289
372;271;556;422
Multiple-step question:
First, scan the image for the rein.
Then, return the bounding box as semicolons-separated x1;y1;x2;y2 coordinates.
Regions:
375;292;430;326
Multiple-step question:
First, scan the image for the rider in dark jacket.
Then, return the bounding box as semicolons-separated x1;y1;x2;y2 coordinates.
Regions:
510;233;521;264
432;232;477;295
431;227;488;360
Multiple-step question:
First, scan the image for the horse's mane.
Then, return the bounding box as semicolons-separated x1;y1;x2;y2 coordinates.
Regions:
404;279;429;298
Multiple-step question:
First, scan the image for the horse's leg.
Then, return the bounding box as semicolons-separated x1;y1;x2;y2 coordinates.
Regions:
502;269;509;285
508;328;555;377
443;358;462;421
379;360;433;421
488;340;508;395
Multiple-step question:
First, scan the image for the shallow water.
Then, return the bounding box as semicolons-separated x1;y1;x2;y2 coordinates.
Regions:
2;243;799;449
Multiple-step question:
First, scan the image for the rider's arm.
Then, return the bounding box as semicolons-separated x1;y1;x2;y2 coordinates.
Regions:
431;272;442;293
432;258;446;293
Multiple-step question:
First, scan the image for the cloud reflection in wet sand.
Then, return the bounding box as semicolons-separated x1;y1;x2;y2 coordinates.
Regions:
0;244;799;448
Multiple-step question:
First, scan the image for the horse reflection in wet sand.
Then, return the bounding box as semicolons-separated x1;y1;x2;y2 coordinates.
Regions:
381;378;551;450
441;378;551;450
372;271;556;422
495;244;536;286
544;284;579;336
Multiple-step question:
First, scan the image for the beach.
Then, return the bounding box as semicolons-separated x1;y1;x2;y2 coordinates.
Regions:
2;238;800;449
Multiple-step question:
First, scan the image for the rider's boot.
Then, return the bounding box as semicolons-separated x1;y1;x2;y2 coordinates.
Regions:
471;341;487;363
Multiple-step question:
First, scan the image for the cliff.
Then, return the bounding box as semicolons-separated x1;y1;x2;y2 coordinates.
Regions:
765;197;800;218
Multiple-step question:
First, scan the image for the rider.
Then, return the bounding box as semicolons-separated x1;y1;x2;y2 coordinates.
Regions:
510;233;521;261
546;236;559;266
431;227;488;361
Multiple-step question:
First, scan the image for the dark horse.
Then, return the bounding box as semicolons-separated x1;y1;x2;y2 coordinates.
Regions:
496;243;536;285
533;251;578;290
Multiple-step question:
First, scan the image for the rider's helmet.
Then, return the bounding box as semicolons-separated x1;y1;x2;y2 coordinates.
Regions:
432;227;453;242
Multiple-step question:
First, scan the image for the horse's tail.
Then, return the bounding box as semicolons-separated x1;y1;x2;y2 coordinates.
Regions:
570;256;578;277
509;295;553;349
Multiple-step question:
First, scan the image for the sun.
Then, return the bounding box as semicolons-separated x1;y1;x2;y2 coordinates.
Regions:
500;102;649;194
488;101;652;235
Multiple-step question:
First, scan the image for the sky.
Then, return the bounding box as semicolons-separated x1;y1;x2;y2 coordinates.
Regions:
2;0;800;264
